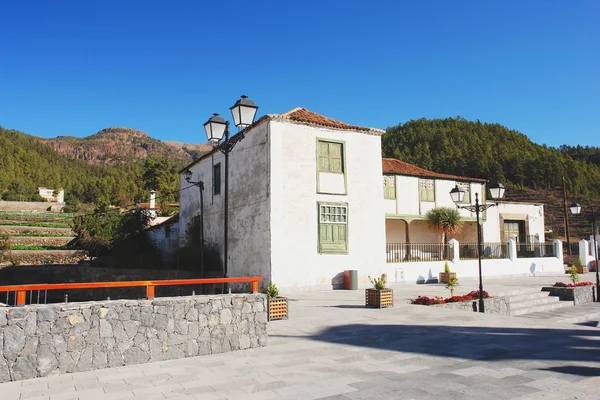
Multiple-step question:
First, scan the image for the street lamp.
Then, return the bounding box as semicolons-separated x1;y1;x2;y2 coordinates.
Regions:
569;203;599;301
203;95;259;291
184;170;205;280
450;182;506;313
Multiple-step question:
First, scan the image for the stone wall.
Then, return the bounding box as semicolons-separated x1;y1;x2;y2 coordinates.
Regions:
542;286;596;305
0;226;72;236
433;297;511;316
0;294;267;382
8;237;74;247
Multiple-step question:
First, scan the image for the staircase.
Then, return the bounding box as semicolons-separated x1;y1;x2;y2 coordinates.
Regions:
499;288;575;316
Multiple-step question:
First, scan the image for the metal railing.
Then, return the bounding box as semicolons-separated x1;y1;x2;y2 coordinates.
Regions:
0;277;263;307
516;241;556;258
386;242;451;263
459;242;508;260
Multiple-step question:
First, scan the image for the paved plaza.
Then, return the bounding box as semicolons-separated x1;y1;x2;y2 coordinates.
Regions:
2;273;600;399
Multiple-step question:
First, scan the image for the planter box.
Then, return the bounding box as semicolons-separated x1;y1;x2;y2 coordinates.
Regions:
365;288;394;308
268;297;288;321
541;286;596;305
577;266;589;274
439;272;456;284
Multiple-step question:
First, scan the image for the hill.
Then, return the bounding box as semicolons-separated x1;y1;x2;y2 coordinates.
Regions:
43;127;212;164
0;126;207;208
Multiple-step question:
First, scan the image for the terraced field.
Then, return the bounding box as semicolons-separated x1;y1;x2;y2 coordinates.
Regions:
0;211;84;266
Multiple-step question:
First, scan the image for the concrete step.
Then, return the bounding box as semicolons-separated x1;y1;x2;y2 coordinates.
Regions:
510;301;575;316
494;288;542;297
517;302;600;324
509;296;562;310
503;291;556;302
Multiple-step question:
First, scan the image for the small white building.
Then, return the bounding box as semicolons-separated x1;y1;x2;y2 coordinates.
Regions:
37;187;64;203
178;107;562;292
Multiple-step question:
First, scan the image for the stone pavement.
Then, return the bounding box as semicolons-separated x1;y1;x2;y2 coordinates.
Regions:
2;273;600;399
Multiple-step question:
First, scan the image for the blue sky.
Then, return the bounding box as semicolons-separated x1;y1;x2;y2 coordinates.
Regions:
0;1;598;147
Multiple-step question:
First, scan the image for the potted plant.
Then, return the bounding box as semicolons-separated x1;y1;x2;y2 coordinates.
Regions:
576;257;589;274
446;275;459;297
365;274;393;308
439;260;456;284
266;282;288;321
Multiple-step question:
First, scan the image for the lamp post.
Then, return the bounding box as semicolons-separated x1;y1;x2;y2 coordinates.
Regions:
184;170;205;279
203;95;259;292
569;203;599;302
450;183;506;313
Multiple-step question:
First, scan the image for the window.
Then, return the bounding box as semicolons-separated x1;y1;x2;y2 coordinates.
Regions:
456;182;470;203
419;179;435;202
317;140;344;173
213;163;221;195
318;203;348;254
383;176;396;199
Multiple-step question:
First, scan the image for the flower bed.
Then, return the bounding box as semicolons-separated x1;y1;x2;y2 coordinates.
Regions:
412;290;490;306
553;281;594;288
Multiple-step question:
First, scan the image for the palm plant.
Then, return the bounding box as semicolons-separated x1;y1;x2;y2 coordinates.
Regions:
425;207;464;260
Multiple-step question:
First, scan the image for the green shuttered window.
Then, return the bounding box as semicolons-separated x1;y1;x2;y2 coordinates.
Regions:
317;141;344;173
318;203;348;254
383;175;396;199
419;178;435;202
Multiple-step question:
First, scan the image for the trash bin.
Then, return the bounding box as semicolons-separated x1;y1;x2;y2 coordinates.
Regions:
344;270;358;290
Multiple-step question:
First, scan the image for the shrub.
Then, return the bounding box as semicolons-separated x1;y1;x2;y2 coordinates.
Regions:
444;260;451;274
266;282;279;298
446;275;458;296
368;274;387;290
577;257;583;267
569;265;580;284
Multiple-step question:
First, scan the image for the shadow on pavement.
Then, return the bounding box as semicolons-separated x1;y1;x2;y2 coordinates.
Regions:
272;323;600;366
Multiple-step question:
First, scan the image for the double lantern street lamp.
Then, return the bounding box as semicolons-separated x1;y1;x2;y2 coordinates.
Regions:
450;182;506;313
201;95;259;289
569;203;600;302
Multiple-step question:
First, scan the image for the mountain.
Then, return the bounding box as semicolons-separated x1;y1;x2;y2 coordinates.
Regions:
0;125;208;208
43;127;212;164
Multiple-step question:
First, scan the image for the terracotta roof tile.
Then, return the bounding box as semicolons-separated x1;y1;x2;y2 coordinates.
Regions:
382;158;487;183
276;108;385;135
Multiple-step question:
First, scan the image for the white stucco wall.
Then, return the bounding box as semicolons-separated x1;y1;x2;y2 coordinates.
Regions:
382;255;564;286
178;121;271;284
483;202;545;243
396;176;419;215
269;120;387;292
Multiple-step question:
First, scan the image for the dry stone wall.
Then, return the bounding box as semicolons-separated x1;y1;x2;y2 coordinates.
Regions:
0;294;267;382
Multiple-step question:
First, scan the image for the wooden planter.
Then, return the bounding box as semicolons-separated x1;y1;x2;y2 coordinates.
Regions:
577;266;589;274
365;288;394;308
439;272;457;284
268;297;288;321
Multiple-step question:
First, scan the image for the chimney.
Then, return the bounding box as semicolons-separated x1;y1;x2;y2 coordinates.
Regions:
150;190;156;218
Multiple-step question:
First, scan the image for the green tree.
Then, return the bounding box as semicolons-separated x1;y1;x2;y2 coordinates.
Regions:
424;207;464;260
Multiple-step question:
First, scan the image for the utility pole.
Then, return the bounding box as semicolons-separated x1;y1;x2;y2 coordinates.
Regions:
562;176;571;255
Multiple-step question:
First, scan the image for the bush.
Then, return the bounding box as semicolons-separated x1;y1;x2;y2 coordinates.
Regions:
411;289;491;306
444;260;451;274
569;265;580;284
266;282;279;298
368;274;387;290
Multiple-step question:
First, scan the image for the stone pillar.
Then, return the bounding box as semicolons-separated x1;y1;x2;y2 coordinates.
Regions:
448;239;460;263
553;239;563;264
508;239;517;261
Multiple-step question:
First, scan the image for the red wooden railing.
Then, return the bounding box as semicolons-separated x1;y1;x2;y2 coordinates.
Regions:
0;277;263;306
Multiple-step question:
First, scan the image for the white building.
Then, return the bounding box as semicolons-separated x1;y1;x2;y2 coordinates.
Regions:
178;107;562;292
37;187;64;203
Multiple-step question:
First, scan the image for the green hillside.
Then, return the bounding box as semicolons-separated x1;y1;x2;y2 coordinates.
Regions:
382;117;600;199
0;126;182;209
